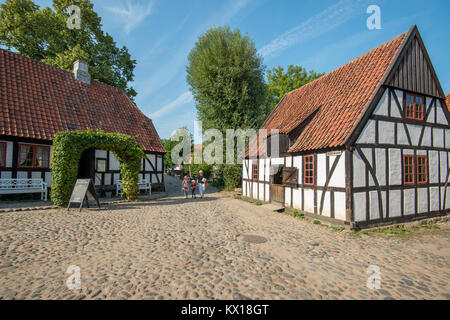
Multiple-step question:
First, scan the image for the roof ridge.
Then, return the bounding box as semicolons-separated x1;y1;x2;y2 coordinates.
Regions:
285;29;409;98
0;48;125;94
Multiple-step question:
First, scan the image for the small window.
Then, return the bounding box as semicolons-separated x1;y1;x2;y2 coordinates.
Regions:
0;142;6;167
403;155;415;185
417;156;428;184
304;155;315;185
18;144;50;168
405;93;425;120
96;159;107;173
252;163;259;180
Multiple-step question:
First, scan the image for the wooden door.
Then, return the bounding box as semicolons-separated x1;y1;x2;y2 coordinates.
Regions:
271;184;284;204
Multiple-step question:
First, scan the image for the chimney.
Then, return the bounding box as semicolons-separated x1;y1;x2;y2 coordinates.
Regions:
73;60;91;85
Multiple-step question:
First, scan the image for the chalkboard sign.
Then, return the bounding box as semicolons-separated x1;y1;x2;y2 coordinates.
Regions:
67;179;100;211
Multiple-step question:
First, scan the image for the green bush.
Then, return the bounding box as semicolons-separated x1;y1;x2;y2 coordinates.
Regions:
223;164;242;190
292;209;304;218
50;130;145;206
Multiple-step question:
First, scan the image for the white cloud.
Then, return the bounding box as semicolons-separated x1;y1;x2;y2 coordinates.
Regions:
259;0;371;59
106;0;154;34
149;91;193;120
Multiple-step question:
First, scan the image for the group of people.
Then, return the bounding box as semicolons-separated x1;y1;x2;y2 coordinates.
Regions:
182;170;208;199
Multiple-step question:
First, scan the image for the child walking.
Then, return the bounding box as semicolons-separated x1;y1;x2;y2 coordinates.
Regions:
190;180;197;199
182;176;190;199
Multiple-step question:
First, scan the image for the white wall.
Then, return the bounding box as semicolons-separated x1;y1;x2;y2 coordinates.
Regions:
353;89;450;223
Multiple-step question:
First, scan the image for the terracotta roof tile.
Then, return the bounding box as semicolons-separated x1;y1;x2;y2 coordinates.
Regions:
0;49;165;153
248;30;408;157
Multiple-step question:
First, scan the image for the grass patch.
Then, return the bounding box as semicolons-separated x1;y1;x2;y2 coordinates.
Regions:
255;201;263;206
292;209;305;219
353;221;448;239
313;220;321;225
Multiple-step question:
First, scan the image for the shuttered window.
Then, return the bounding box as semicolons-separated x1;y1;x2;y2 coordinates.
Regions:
303;155;315;185
282;167;298;187
405;93;425;120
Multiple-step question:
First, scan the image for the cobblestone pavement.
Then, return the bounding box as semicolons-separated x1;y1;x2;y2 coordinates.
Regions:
0;176;449;300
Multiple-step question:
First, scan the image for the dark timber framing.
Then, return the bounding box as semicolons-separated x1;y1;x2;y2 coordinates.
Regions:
0;135;165;193
243;25;449;229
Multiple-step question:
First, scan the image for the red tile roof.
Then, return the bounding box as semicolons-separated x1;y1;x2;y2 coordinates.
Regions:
248;30;408;157
0;49;165;153
446;93;450;112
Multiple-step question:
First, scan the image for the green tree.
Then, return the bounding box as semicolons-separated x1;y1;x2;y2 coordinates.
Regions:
0;0;137;99
162;127;193;170
266;65;324;112
186;25;268;132
186;26;267;189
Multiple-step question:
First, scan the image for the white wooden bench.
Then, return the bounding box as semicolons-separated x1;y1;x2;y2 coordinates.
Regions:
115;179;151;197
0;178;48;201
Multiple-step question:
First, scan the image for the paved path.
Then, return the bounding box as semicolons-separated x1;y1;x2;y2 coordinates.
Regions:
0;176;449;300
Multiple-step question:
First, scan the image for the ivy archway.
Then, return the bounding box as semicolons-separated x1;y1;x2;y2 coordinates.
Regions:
50;130;145;206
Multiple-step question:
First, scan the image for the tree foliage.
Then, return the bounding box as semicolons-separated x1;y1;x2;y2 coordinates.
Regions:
51;130;144;206
266;65;324;112
186;26;268;132
161;127;193;170
186;26;268;189
0;0;137;99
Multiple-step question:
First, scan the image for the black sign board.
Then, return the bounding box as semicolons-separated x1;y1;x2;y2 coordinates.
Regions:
67;179;101;211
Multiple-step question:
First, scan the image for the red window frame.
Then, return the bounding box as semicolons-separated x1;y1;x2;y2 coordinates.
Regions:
0;142;6;168
403;155;415;185
303;155;315;186
252;163;259;181
18;144;50;169
404;93;425;120
417;156;428;184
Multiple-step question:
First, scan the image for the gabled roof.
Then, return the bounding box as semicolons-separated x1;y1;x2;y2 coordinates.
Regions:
0;49;165;153
446;93;450;112
247;25;446;158
260;30;408;154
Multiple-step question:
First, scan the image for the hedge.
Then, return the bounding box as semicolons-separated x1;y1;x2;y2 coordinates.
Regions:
50;130;145;206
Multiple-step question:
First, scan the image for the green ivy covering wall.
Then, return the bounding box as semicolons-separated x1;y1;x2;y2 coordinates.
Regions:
50;130;145;206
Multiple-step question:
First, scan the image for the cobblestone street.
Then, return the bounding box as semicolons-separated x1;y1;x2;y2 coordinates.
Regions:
0;176;449;300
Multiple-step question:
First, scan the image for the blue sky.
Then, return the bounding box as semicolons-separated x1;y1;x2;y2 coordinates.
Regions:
4;0;450;139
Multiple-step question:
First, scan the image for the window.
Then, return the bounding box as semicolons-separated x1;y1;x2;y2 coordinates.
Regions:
18;144;50;168
304;155;315;185
403;155;429;185
403;155;415;185
96;159;107;173
405;93;425;120
252;163;259;180
0;142;6;167
417;156;428;184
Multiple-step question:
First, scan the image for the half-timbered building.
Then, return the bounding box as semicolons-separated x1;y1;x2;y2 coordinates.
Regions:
242;26;450;229
0;49;166;195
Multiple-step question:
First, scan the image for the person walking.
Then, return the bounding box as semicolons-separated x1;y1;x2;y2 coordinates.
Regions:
182;176;190;199
197;170;207;199
190;179;197;199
